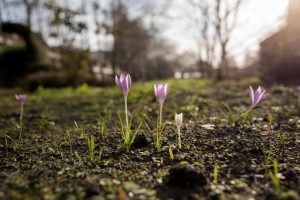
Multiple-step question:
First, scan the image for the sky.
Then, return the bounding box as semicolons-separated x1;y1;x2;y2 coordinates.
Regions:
158;0;289;66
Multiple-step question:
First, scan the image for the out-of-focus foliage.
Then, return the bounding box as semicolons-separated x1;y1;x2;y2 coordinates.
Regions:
0;23;48;86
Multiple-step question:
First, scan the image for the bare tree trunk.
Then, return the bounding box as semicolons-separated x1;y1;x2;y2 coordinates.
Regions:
214;0;243;80
218;41;228;79
23;0;32;28
110;0;122;77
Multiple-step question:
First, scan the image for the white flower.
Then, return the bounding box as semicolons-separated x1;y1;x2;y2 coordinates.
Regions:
175;113;183;129
175;113;183;149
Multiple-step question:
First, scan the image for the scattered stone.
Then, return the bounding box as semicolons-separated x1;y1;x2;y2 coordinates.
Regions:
131;134;149;148
84;183;100;197
200;124;215;130
165;165;207;188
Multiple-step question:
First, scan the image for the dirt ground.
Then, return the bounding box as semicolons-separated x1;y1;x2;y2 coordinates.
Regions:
0;79;299;200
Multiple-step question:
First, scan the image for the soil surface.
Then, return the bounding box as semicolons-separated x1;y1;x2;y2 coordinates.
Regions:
0;79;299;200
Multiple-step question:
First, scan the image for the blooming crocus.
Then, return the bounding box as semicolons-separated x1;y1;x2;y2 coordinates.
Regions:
250;86;269;108
154;84;168;124
175;113;183;149
115;74;131;96
15;94;27;105
15;94;27;142
115;74;131;130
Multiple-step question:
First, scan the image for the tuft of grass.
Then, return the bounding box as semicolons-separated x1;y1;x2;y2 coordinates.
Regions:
87;135;95;162
213;163;219;184
263;145;275;170
64;130;72;155
155;122;167;151
98;119;106;138
220;102;238;127
4;134;18;152
143;113;167;151
98;148;104;160
75;151;85;168
268;160;280;191
74;121;86;138
118;113;143;151
168;145;174;160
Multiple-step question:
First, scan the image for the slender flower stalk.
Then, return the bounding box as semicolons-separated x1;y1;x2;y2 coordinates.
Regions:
115;74;131;130
15;94;27;142
175;113;183;149
154;84;169;124
297;86;300;107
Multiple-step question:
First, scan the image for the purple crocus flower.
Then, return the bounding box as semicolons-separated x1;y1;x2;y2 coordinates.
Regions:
250;86;269;108
115;74;131;130
115;74;131;96
154;84;168;106
154;84;169;124
15;94;27;105
297;86;300;92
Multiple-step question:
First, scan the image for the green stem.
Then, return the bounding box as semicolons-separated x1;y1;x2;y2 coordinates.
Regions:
159;104;163;125
242;107;252;117
178;127;181;149
156;123;161;151
124;95;128;131
18;104;23;143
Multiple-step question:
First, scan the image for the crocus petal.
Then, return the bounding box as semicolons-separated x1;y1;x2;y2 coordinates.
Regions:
15;94;27;104
164;84;168;96
115;75;121;87
250;86;255;106
154;85;158;97
256;90;265;104
120;74;126;82
249;86;268;108
262;92;269;100
127;74;131;90
154;83;168;105
254;87;261;104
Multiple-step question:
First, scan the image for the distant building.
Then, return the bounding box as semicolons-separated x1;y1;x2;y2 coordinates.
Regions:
260;0;300;85
90;50;119;80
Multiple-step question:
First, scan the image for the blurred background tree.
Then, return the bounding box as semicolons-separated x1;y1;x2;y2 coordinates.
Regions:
45;1;89;75
0;22;48;86
0;0;299;87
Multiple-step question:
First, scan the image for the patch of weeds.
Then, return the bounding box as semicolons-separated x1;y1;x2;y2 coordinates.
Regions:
3;134;18;152
143;114;167;151
213;163;219;184
263;145;275;169
155;122;167;151
168;145;174;161
76;83;93;94
118;113;143;151
278;132;286;145
268;160;280;191
220;102;238;127
74;121;86;138
87;135;95;162
97;119;106;138
60;130;72;155
74;151;85;169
